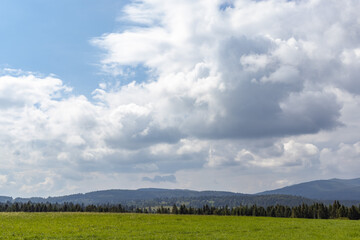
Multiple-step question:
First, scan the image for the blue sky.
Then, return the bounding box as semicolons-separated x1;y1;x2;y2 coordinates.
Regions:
0;0;130;95
1;0;360;197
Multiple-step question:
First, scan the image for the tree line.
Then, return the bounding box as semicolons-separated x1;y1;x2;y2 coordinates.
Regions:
167;201;360;220
0;200;359;220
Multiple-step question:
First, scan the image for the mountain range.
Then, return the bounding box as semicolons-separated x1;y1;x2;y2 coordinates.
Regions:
258;178;360;201
9;189;313;208
1;178;359;207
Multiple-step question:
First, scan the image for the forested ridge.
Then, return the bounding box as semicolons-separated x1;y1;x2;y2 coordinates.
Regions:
5;190;318;207
259;178;360;200
4;187;360;208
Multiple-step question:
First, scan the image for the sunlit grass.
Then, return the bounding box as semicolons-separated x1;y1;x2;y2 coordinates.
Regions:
0;212;359;239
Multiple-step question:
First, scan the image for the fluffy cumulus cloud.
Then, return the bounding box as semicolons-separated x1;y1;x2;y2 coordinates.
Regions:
93;0;350;140
2;0;360;196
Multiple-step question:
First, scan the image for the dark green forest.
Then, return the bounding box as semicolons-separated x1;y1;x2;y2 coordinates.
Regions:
0;200;359;220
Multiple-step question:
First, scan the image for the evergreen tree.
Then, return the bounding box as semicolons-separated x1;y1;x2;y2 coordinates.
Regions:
172;204;179;214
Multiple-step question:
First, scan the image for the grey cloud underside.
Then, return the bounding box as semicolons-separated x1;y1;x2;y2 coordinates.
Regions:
142;175;176;183
184;76;341;139
105;124;183;150
88;150;204;174
166;37;341;140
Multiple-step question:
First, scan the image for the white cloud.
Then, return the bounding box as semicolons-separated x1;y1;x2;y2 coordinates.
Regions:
232;140;319;169
240;54;272;72
320;142;360;176
1;0;360;196
0;74;69;109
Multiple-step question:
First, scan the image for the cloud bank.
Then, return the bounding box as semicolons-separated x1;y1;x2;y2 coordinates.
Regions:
142;175;177;183
1;0;360;196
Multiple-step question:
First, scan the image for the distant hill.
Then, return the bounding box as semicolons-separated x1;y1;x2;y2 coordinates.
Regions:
3;178;360;207
258;178;360;201
0;196;12;203
14;188;238;205
10;188;314;207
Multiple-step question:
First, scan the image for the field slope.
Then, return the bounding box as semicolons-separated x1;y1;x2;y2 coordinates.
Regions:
0;212;359;239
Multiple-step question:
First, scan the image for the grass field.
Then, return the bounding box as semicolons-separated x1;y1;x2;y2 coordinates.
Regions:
0;212;359;239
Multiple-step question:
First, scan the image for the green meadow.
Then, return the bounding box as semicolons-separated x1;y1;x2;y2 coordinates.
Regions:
0;212;359;239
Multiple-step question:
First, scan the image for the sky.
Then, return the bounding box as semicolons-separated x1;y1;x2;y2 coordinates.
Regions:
1;0;360;197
